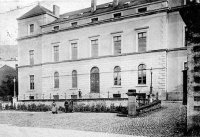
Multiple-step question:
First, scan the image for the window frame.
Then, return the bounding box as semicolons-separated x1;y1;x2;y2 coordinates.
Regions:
113;12;122;18
30;75;34;90
112;34;122;55
138;64;146;85
28;24;34;35
71;22;78;27
69;40;79;60
135;28;148;52
29;50;34;65
72;70;78;88
54;72;59;89
91;17;98;23
113;66;121;86
53;45;59;62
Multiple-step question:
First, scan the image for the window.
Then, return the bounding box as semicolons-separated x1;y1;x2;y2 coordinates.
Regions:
113;94;121;98
72;70;77;88
53;26;59;31
71;22;78;27
113;35;121;55
113;12;121;18
138;64;146;85
29;50;34;65
91;39;98;57
29;24;34;33
71;42;78;60
54;46;59;62
30;75;34;90
114;66;121;86
138;7;147;13
138;32;147;52
91;18;98;23
185;26;188;47
90;67;100;93
54;72;59;88
29;96;34;100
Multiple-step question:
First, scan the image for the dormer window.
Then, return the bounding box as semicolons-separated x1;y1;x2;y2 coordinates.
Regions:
138;7;147;13
91;17;98;23
29;24;34;34
71;22;78;27
113;12;121;18
53;26;59;31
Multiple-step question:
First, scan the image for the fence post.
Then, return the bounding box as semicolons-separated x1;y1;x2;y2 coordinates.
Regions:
24;94;25;100
65;93;66;99
50;93;51;99
43;94;44;100
108;91;109;98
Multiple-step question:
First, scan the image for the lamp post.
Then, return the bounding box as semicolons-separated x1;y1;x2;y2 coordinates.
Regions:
150;68;153;95
13;77;16;97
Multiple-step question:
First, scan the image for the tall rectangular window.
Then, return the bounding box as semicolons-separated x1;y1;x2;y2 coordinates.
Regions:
91;39;98;57
138;32;147;52
54;46;59;62
71;43;78;60
29;24;34;33
113;35;121;55
30;75;34;90
29;50;34;65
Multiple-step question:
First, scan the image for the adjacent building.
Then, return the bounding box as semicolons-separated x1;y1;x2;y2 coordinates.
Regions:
17;0;187;101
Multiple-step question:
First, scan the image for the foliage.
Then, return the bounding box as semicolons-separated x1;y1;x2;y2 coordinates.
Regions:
0;74;18;101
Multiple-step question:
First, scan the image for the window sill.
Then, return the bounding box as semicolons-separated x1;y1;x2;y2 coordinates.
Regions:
112;86;122;88
136;85;148;87
70;88;78;90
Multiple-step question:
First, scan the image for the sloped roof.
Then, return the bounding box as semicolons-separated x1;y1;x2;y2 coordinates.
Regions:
17;5;55;20
46;0;165;25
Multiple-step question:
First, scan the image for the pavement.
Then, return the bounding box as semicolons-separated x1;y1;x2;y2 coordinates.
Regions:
0;102;186;137
0;124;142;137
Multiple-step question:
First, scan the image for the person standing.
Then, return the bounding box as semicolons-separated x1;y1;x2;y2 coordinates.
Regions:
64;100;69;113
52;100;57;114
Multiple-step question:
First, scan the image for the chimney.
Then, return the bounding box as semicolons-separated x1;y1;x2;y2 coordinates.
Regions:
53;5;60;17
113;0;119;8
91;0;97;12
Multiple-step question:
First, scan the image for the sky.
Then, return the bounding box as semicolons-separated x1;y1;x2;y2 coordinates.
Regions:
0;0;113;45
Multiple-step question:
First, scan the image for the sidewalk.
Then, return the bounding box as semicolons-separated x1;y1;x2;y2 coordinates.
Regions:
0;124;142;137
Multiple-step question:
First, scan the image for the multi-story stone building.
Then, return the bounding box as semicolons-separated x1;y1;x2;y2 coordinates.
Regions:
17;0;187;101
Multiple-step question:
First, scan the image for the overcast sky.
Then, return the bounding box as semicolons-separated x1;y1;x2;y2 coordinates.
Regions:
0;0;113;13
0;0;113;45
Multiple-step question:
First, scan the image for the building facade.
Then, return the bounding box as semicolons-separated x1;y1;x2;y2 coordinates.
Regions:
17;0;187;101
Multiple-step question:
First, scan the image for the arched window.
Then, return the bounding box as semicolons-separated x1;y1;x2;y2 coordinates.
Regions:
114;66;121;86
90;67;100;93
54;72;59;88
138;64;146;84
72;70;77;88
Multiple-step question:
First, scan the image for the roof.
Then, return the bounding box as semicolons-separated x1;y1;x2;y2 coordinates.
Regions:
47;0;165;25
17;5;55;20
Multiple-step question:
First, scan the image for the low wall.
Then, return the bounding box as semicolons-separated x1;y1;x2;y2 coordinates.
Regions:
17;98;128;108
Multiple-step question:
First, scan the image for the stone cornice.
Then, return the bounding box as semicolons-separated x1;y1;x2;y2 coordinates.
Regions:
18;48;187;69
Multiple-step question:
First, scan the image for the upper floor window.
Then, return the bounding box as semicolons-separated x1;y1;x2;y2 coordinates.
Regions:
30;75;34;90
29;24;34;34
71;42;78;60
91;39;98;57
29;50;34;65
54;72;59;88
138;7;147;13
138;32;147;52
114;66;121;86
113;12;121;18
54;46;59;62
91;17;98;23
113;35;121;55
72;70;77;88
71;22;78;27
138;64;146;85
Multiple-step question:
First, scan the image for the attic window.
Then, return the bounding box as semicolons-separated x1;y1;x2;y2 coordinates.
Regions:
113;12;121;18
29;24;34;33
71;22;78;27
53;26;59;31
138;7;147;13
91;17;98;23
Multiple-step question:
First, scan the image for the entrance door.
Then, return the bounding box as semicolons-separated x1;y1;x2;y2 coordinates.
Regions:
90;67;100;93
